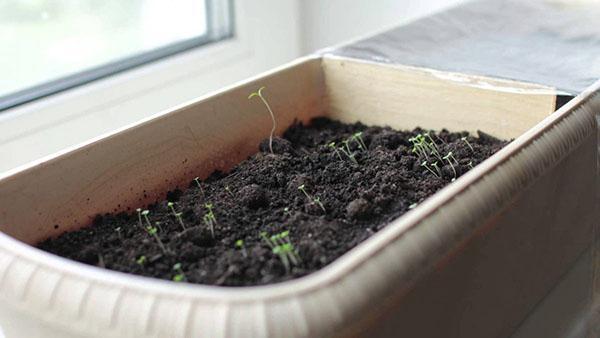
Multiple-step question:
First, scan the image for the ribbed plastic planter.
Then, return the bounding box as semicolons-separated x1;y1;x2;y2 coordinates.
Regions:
0;56;598;338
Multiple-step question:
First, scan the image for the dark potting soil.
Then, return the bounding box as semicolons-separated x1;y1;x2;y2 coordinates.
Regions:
38;118;507;287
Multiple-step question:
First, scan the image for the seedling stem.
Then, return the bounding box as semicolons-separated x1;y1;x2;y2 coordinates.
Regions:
297;184;326;212
248;86;277;154
461;137;474;152
167;202;186;230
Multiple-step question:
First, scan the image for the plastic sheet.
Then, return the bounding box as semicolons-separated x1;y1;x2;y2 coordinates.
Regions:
326;0;600;95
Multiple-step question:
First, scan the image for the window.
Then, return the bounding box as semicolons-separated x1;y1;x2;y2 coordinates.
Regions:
0;0;234;111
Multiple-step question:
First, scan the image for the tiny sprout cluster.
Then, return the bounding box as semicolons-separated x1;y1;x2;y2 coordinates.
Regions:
298;184;325;212
411;131;474;181
248;86;277;154
328;131;367;164
203;203;217;238
261;230;301;272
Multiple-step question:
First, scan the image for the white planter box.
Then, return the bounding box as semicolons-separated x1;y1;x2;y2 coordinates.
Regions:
0;56;598;338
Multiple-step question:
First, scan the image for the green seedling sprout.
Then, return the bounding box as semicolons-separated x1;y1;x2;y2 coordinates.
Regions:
136;208;144;230
146;225;167;254
443;152;457;180
444;151;458;181
423;131;437;146
172;263;186;282
422;132;443;162
193;177;205;195
297;184;326;212
312;197;325;212
352;132;367;150
167;202;186;230
263;230;301;273
461;136;474;152
421;161;440;178
115;227;122;240
409;135;429;160
141;210;152;228
283;207;292;217
447;151;459;165
248;86;277;154
235;239;247;257
328;142;343;160
468;161;474;169
272;245;290;272
225;185;234;197
431;161;443;177
338;140;358;164
136;255;146;265
203;203;217;238
154;221;163;233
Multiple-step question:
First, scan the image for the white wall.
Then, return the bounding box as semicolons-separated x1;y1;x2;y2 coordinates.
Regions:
299;0;467;53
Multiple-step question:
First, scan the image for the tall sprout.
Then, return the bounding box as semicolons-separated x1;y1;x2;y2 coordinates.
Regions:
248;86;277;154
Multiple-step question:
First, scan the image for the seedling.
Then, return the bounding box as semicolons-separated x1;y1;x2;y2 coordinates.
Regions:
461;136;474;152
431;161;443;177
235;239;247;257
338;140;358;164
421;161;440;178
445;151;459;165
167;202;186;230
352;132;367;150
172;263;186;282
154;221;163;233
115;227;122;240
298;184;326;212
146;225;167;254
203;203;217;238
283;207;292;217
468;161;474;169
422;132;443;162
136;255;146;265
136;208;144;230
443;152;458;180
248;86;277;154
262;230;301;272
225;185;234;197
409;203;418;209
409;135;429;160
193;177;205;195
141;210;152;229
328;142;343;160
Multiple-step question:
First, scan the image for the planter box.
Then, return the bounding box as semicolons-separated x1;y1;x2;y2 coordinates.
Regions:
0;56;598;338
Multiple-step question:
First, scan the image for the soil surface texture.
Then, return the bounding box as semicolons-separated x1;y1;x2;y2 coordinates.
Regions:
38;117;507;287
